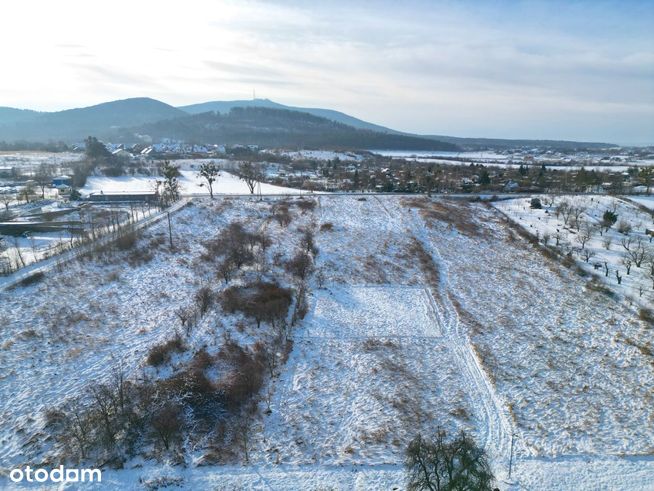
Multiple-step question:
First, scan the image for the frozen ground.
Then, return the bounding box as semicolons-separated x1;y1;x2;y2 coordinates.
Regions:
0;196;652;490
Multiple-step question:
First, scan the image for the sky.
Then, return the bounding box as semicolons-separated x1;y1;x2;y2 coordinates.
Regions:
1;0;653;145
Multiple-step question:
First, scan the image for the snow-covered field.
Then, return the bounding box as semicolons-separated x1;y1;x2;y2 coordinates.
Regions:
0;152;83;170
265;149;365;161
1;195;652;490
82;170;308;196
631;195;654;211
494;195;654;306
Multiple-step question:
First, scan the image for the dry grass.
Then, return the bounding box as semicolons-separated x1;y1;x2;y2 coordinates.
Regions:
406;238;440;286
402;198;481;237
362;338;399;351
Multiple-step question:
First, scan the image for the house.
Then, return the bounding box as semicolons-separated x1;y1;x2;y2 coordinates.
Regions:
52;175;72;187
504;180;519;191
112;149;133;159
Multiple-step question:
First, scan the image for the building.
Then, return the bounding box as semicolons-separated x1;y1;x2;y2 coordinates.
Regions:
52;175;72;187
87;191;158;203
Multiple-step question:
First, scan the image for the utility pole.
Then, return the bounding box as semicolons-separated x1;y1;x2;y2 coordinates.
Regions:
167;212;173;248
508;432;515;479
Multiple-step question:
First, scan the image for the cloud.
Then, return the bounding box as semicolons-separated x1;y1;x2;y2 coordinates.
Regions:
0;0;652;143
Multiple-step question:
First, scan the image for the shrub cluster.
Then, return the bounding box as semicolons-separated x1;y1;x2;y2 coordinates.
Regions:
221;281;293;329
49;337;270;466
147;335;187;366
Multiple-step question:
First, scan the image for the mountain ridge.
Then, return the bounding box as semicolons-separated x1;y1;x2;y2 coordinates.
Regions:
0;97;619;149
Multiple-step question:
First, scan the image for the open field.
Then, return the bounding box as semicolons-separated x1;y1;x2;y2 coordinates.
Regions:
0;195;652;489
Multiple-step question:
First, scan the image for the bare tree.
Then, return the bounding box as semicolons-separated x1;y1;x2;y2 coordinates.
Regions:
621;255;633;274
602;236;612;250
237;162;263;194
576;222;592;250
34;163;54;199
151;403;182;451
571;206;586;231
405;430;494;491
581;249;595;263
627;238;648;268
0;192;13;212
198;161;220;199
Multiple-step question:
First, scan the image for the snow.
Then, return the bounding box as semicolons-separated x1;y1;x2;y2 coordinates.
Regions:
0;152;83;170
266;150;365;161
0;195;652;490
373;150;508;160
494;195;654;307
630;195;654;211
82;170;309;196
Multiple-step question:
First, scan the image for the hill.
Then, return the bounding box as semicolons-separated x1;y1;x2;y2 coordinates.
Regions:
181;99;618;150
180;98;394;134
0;98;186;142
124;106;460;150
422;134;616;151
0;97;618;150
0;107;40;126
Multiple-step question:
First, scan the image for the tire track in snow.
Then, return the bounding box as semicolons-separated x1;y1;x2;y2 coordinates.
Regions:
379;196;513;475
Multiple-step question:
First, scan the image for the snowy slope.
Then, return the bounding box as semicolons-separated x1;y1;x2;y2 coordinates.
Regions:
1;196;652;490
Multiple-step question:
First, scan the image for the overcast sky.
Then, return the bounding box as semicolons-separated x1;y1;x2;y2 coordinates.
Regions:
2;0;652;145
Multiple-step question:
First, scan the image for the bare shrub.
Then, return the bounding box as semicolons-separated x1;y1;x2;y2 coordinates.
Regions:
191;348;214;370
116;230;138;250
150;403;183;450
320;222;334;232
160;368;220;418
147;335;186;366
639;308;654;326
285;250;314;280
617;220;632;234
300;229;318;256
272;203;293;226
216;340;266;410
202;222;253;266
195;286;214;315
220;281;293;329
295;198;317;212
291;282;310;327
